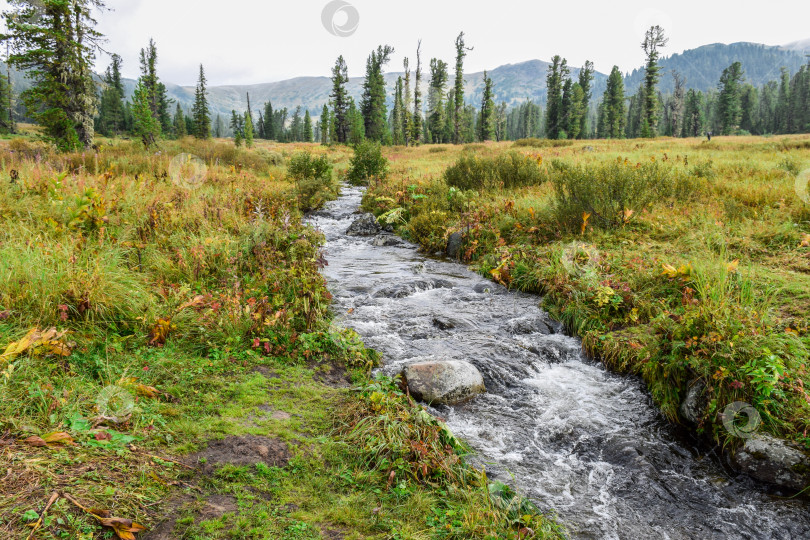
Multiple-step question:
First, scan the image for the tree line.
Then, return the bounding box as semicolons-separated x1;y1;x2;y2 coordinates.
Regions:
1;2;809;152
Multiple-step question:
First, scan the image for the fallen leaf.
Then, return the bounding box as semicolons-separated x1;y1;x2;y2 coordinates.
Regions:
176;295;205;312
42;432;74;446
24;436;46;447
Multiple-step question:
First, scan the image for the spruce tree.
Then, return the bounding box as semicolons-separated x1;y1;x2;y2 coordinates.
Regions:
602;66;626;139
264;102;275;139
330;56;350;143
3;0;105;150
412;40;423;145
139;39;172;134
545;56;569;140
478;71;495;141
192;64;211;139
97;54;125;136
428;59;449;143
214;114;224;138
132;78;160;148
321;104;330;144
402;58;413;145
361;44;394;143
577;61;594;139
303;110;313;142
718;61;745;135
174;103;186;138
681;89;705;137
230;110;244;146
640;25;668;137
244;110;254;148
391;76;404;145
452;33;471;144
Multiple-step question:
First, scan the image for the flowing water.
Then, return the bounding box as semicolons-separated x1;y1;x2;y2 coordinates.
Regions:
308;185;810;540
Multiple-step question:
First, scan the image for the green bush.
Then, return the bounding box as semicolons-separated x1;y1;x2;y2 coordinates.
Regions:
287;152;336;211
346;141;388;186
513;138;574;148
406;210;450;252
549;159;677;230
444;151;545;191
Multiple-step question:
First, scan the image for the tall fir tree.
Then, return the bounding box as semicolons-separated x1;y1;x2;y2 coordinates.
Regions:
321;104;330;145
303;110;313;142
391;76;404;145
717;61;745;135
192;64;210;139
98;54;125;136
174;102;186;138
640;25;668;137
452;33;471;144
601;66;626;138
330;55;350;144
545;56;569;140
132;78;160;147
3;0;105;150
577;60;594;138
361;44;394;143
412;40;423;145
428;58;449;143
230;110;244;146
402;58;413;145
478;71;495;141
214;114;224;138
244;110;254;148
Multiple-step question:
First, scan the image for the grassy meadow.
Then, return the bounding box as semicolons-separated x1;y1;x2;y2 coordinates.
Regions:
0;135;564;539
364;135;810;450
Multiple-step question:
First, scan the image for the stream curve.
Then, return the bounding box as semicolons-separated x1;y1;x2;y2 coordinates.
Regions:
308;185;810;540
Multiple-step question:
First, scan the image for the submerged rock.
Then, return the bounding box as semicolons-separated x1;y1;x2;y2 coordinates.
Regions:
504;314;555;335
731;434;810;491
446;232;463;259
346;213;381;236
372;234;402;247
402;360;486;405
679;380;707;425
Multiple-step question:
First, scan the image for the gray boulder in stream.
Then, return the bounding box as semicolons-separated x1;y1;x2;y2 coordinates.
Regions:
730;434;810;491
402;360;486;405
346;213;381;236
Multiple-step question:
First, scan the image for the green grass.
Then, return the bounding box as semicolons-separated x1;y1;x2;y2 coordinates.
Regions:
364;136;810;451
0;136;564;539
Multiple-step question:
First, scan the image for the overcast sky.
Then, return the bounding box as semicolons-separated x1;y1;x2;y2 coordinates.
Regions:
3;0;809;86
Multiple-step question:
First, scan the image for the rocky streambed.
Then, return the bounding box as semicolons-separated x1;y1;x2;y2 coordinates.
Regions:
308;185;810;540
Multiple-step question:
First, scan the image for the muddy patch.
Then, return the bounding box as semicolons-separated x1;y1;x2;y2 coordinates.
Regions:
193;435;291;472
311;361;352;388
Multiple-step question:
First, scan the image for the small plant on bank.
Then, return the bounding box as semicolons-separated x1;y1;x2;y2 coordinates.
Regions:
346;140;389;186
287;151;337;211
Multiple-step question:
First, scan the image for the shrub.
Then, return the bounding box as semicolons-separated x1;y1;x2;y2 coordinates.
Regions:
287;152;336;211
346;141;388;186
550;159;677;230
444;151;544;191
428;146;447;154
406;210;450;252
513;138;573;148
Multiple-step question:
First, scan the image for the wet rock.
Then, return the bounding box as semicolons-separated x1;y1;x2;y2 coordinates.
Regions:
373;279;453;299
372;234;402;247
472;282;506;295
679;380;707;425
346;213;381;236
504;314;554;335
446;232;463;259
432;317;456;331
731;434;810;491
403;360;486;405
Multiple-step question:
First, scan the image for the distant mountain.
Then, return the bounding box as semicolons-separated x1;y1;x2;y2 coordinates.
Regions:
4;40;809;122
120;60;609;120
623;42;809;94
783;38;810;53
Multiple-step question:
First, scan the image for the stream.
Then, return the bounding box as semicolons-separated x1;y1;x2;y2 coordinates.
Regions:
308;185;810;539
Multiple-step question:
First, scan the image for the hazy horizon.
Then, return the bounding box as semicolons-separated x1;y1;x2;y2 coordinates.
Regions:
2;0;808;87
